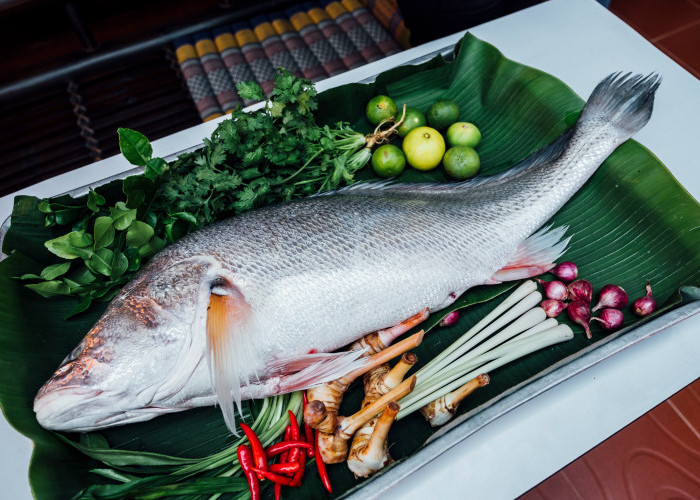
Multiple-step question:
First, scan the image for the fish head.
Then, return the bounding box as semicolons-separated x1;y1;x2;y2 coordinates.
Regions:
34;256;216;432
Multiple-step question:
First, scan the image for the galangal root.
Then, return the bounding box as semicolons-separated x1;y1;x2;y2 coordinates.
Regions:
316;375;416;464
347;353;417;477
304;309;428;434
420;374;490;427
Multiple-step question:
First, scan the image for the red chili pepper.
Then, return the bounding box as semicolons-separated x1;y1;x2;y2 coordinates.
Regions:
302;391;308;411
314;431;332;493
251;467;295;486
287;411;301;464
265;440;313;457
270;462;301;474
303;423;314;457
274;483;282;500
290;450;307;487
240;422;268;480
237;445;261;500
280;426;292;464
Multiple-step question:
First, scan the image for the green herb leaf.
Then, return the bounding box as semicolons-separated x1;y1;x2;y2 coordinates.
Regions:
87;189;106;212
45;232;93;260
236;81;264;102
89;248;114;276
118;128;152;166
93;216;115;250
123;176;156;209
111;252;129;280
126;221;154;248
25;280;71;297
109;203;137;231
40;262;71;280
145;157;167;180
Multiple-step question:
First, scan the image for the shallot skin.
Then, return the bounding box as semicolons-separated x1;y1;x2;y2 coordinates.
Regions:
567;300;592;339
536;279;569;301
551;261;578;282
592;284;628;312
592;308;624;331
439;311;460;327
633;282;657;317
568;280;593;304
541;299;567;318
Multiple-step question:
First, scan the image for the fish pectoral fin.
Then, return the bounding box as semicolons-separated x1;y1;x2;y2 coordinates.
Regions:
490;225;570;283
206;284;253;434
269;350;367;393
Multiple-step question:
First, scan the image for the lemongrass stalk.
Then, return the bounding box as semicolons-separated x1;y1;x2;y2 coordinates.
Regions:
420;307;546;388
508;317;558;343
397;325;573;418
417;285;540;384
403;322;567;408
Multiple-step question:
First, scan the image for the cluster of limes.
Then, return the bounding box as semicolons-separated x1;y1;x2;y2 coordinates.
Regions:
365;95;482;180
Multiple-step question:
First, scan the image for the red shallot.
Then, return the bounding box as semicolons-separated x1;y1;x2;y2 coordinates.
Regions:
541;299;567;318
633;282;657;317
592;284;628;312
439;311;460;327
567;300;592;339
567;279;593;304
551;261;578;282
536;279;569;301
591;308;624;330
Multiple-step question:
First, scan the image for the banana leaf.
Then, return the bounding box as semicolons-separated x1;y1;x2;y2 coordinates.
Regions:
1;32;699;499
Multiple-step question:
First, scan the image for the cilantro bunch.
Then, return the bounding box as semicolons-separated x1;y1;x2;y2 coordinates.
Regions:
20;70;371;314
155;70;368;228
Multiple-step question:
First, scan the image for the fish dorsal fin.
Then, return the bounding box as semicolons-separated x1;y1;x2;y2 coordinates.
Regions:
206;281;254;434
325;129;574;197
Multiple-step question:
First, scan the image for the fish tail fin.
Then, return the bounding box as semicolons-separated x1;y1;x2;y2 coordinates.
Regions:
206;284;254;435
579;72;661;136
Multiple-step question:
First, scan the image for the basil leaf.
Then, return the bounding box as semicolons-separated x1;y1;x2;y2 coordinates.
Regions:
40;262;71;280
126;221;154;248
118;128;152;166
93;217;115;250
68;230;93;248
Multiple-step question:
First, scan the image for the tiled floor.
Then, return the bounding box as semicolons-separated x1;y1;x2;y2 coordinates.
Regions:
521;2;700;498
611;0;700;79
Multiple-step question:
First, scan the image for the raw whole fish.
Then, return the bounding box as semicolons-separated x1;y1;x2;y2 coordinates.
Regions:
34;73;660;433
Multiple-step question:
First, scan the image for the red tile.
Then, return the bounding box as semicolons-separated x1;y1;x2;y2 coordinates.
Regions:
657;21;700;79
520;379;700;500
611;0;700;40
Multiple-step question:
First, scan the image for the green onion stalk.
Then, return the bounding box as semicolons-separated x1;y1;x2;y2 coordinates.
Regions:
72;393;303;499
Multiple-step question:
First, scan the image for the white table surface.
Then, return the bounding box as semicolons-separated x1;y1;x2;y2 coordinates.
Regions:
2;0;699;498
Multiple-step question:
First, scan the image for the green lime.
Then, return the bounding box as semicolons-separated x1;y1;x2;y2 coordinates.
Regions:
402;126;445;171
397;107;427;137
443;146;480;180
426;99;459;130
446;122;481;148
371;144;406;178
366;95;397;126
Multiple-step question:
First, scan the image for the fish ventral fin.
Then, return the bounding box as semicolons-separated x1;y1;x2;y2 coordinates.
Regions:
206;281;253;435
489;225;570;283
268;350;368;393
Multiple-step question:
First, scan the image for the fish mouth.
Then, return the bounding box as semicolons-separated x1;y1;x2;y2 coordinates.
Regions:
33;386;181;432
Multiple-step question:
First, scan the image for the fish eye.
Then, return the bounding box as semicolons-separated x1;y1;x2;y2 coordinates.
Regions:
59;343;85;367
210;277;228;296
